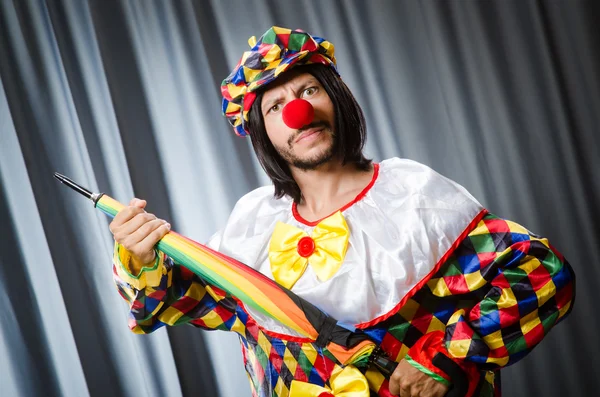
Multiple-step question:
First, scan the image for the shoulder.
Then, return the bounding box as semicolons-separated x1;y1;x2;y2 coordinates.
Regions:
373;157;483;210
378;157;453;185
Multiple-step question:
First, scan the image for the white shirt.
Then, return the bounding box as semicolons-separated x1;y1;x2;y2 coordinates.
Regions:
208;158;483;336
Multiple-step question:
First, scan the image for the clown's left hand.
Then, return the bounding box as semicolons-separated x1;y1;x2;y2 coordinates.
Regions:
388;359;449;397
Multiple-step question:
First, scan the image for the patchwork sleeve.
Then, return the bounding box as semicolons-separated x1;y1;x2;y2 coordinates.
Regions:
406;213;575;388
112;242;239;334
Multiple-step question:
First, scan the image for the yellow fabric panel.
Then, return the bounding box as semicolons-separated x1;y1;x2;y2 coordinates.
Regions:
520;309;542;335
113;242;165;290
536;279;557;307
482;330;505;350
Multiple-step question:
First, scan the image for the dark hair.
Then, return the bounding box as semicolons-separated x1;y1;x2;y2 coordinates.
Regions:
247;64;371;203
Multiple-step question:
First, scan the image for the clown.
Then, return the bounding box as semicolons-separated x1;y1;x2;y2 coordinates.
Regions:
110;27;575;396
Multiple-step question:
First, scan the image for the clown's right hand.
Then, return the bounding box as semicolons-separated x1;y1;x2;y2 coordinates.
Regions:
109;198;171;275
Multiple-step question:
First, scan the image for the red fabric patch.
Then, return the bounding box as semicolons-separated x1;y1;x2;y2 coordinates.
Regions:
171;295;199;313
488;345;509;359
524;322;545;348
244;318;262;344
512;240;531;254
312;355;336;384
527;265;552;291
381;331;403;360
277;34;290;49
179;266;193;279
214;304;234;323
452;320;476;340
308;54;330;65
221;84;233;101
498;304;520;327
477;252;498;269
300;38;318;52
410;307;434;335
555;283;573;309
269;345;283;373
147;290;166;301
190;318;207;328
243;91;257;112
492;273;511;289
467;304;481;323
131;300;144;310
444;274;470;294
294;362;308;382
483;218;510;233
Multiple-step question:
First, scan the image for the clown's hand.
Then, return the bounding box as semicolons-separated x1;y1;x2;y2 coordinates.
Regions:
388;359;449;397
109;198;171;275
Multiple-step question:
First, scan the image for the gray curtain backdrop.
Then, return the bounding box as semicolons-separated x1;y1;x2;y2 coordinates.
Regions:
0;0;597;396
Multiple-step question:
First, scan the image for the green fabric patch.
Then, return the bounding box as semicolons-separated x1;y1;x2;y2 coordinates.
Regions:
288;33;307;51
503;268;529;284
295;349;313;378
470;233;496;253
445;260;464;276
506;335;528;355
262;29;277;44
541;310;559;332
254;343;270;369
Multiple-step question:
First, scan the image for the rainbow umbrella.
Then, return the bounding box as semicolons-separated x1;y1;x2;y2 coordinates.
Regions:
54;172;383;366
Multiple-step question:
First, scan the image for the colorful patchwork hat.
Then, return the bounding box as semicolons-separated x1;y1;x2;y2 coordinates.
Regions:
221;26;337;136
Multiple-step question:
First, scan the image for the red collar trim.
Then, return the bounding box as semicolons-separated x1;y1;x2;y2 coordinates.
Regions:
292;163;380;227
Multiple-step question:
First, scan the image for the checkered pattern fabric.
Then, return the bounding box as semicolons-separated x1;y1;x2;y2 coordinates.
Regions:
113;213;574;396
221;26;336;136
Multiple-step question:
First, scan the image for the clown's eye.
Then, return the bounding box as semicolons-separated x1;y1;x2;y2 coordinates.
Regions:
269;103;281;113
302;87;317;97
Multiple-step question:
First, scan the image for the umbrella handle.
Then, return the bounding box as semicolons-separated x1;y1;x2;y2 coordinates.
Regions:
371;354;469;397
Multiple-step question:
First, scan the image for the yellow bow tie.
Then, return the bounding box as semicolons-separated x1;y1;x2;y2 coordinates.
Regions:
268;211;350;289
289;365;370;397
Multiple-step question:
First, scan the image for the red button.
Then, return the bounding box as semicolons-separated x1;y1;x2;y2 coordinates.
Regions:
297;236;316;257
318;393;334;397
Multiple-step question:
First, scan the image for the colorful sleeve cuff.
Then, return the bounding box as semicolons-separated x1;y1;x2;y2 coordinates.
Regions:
405;331;453;385
405;355;450;386
113;242;166;290
406;331;478;396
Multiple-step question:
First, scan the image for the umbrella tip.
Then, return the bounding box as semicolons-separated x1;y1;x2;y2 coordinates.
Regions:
54;172;66;183
52;172;95;199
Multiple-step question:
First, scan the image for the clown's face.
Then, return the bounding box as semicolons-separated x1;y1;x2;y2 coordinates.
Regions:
260;71;336;170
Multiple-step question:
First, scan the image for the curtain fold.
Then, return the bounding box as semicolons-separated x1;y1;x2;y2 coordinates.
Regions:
0;1;597;396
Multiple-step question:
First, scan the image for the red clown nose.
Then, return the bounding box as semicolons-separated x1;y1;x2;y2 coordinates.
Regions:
282;99;315;129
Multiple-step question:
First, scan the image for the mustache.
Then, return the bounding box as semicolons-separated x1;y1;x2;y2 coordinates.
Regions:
288;121;331;146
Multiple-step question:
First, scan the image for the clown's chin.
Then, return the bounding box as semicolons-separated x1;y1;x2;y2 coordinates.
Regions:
279;130;337;171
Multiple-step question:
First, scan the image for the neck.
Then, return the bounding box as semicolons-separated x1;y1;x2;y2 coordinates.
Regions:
290;158;373;220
